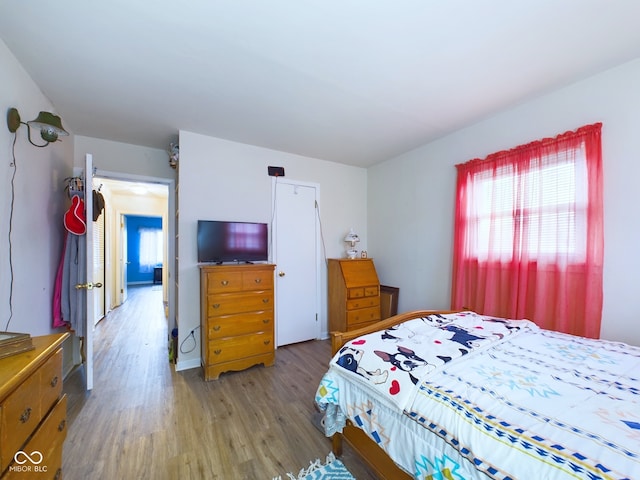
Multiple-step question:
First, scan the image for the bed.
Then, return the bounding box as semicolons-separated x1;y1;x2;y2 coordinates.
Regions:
315;310;640;480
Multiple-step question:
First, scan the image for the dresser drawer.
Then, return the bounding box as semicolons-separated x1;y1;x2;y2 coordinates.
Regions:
38;349;63;420
0;348;63;466
23;394;67;458
347;287;365;299
242;269;273;290
206;311;273;339
348;318;381;331
0;348;62;473
0;374;42;472
347;286;378;299
346;296;380;311
0;335;68;477
346;306;381;327
3;395;67;479
207;291;273;316
206;270;244;293
363;285;379;297
206;332;274;365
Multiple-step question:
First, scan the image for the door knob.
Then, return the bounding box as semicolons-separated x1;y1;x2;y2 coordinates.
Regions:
278;271;285;277
75;282;103;290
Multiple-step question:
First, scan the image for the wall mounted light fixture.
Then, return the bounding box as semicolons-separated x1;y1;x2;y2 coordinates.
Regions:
4;107;69;330
6;107;69;147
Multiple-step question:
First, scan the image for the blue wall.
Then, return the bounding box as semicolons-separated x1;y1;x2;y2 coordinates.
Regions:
126;215;163;284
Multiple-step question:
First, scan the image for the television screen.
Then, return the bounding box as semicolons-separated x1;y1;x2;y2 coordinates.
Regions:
197;220;269;263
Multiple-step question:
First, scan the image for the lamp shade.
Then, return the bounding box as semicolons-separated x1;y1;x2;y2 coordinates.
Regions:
27;111;69;142
344;228;360;245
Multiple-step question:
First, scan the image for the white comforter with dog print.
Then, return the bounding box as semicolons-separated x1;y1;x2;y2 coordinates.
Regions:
315;311;640;479
323;311;535;411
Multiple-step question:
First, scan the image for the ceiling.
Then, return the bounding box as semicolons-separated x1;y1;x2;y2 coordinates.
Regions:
2;1;640;168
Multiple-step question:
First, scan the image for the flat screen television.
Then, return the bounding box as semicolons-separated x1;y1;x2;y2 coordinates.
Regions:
197;220;269;264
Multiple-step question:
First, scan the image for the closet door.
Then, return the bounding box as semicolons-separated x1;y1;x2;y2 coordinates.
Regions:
273;180;320;346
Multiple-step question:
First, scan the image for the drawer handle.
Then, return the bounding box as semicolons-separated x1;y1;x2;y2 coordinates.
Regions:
264;340;271;345
58;419;66;432
213;325;221;331
214;349;222;355
262;319;270;324
50;376;59;388
213;303;220;309
221;280;229;286
254;278;262;284
262;298;269;304
19;407;32;423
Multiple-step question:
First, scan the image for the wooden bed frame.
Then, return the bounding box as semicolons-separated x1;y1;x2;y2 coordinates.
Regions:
329;309;459;480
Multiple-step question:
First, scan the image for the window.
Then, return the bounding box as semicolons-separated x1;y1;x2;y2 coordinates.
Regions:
452;124;603;337
469;145;587;262
139;228;163;272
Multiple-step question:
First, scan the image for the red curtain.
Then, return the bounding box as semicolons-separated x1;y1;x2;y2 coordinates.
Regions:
451;124;603;337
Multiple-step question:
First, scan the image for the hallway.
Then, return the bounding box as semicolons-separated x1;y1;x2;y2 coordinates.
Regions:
63;284;173;478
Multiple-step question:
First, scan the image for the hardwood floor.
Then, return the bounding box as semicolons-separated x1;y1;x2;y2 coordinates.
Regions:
63;285;376;479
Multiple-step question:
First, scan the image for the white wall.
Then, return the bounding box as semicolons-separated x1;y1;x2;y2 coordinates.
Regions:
74;136;176;179
369;58;640;347
177;131;368;370
0;39;74;336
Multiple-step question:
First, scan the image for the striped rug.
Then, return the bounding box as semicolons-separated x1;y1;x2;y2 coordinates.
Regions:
273;453;355;480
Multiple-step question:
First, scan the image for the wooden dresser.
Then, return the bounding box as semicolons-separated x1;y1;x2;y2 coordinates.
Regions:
0;333;69;479
328;258;381;332
200;264;276;381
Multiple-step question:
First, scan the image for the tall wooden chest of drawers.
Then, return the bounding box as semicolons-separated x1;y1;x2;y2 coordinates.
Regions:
200;264;276;381
328;258;381;332
0;333;69;479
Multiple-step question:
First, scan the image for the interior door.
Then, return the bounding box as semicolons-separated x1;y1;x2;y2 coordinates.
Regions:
81;154;96;390
274;180;319;346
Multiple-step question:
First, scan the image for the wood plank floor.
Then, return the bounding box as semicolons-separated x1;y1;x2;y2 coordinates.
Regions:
63;285;376;479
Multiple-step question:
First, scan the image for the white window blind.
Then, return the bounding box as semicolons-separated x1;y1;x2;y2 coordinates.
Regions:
469;144;588;263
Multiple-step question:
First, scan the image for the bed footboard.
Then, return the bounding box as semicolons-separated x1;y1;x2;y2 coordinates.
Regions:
328;309;459;480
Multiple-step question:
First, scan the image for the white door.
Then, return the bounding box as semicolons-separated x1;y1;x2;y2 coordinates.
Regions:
274;180;319;346
81;153;98;391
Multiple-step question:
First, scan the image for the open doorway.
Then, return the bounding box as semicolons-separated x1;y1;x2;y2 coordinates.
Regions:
91;175;173;337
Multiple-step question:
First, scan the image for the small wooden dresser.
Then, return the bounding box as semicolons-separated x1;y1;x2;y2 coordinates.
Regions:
328;258;381;332
0;333;69;479
200;264;276;381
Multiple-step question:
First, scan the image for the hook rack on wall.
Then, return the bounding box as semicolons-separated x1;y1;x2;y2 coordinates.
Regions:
64;176;84;197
